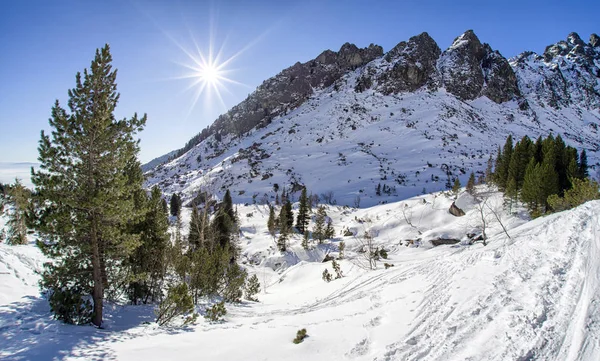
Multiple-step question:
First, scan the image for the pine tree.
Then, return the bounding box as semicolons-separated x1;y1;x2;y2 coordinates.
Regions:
485;155;494;183
505;176;518;212
578;149;589;179
313;206;327;244
278;203;290;235
521;158;542;213
277;233;287;252
338;241;345;259
466;172;476;195
495;135;513;189
245;274;260;302
284;200;293;230
325;219;335;239
128;186;169;304
332;260;343;279
6;178;29;245
188;206;203;250
301;230;309;249
452;178;461;196
31;45;146;326
295;187;309;234
267;205;276;237
170;193;181;217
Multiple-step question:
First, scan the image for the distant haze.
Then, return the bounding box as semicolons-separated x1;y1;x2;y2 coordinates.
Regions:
0;162;38;188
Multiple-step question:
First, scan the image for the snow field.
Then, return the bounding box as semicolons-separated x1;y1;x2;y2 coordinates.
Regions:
1;194;599;360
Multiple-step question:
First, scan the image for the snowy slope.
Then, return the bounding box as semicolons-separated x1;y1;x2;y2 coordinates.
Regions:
2;194;599;361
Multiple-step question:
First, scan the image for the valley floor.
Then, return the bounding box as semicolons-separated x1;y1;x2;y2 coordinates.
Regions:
1;194;599;361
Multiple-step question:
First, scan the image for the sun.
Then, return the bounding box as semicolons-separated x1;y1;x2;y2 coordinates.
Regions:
198;63;221;86
168;34;248;116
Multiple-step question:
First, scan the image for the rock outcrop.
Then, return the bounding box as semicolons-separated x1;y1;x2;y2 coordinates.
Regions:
438;30;519;103
377;32;441;94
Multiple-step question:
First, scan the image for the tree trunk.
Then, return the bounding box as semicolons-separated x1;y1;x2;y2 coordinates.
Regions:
91;219;104;327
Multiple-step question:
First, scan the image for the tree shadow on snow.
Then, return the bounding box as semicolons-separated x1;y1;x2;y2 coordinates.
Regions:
0;295;169;361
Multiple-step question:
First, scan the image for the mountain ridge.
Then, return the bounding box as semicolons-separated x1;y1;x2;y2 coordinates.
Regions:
146;30;600;206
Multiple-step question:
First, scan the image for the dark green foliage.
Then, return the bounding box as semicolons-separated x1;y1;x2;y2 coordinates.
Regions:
45;283;92;325
295;187;310;234
494;135;513;189
204;301;226;322
277;233;287;252
452;178;461;195
548;178;600;212
169;193;182;217
466;172;476;195
267;205;276;237
579;149;589;179
379;248;388;259
222;263;247;303
485;155;494;183
313;206;327;243
127;186;170;305
155;283;197;326
494;133;588;217
31;45;146;326
278;201;293;236
245;274;260;301
293;328;308;344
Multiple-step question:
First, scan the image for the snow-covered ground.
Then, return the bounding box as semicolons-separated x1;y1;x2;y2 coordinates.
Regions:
1;192;599;361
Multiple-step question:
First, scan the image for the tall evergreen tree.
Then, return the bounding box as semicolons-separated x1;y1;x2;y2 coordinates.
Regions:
267;205;276;237
5;178;29;245
169;193;181;217
578;149;589;179
313;206;327;244
485;155;494;184
31;45;146;326
466;172;476;195
495;135;513;189
295;187;309;234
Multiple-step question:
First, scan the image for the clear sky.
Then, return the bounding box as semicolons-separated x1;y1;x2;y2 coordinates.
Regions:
1;0;598;164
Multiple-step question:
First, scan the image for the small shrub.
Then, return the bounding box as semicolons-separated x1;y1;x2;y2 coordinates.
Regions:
332;260;343;279
384;263;394;269
322;269;332;283
155;283;197;327
338;241;345;259
245;274;260;302
379;248;388;259
205;301;227;322
48;287;92;325
293;328;308;344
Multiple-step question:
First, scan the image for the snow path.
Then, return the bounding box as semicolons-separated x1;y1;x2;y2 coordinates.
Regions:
1;200;599;361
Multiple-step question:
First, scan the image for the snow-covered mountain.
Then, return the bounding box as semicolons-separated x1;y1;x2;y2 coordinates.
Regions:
146;30;600;206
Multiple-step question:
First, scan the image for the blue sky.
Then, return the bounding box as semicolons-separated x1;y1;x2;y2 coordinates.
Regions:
0;0;598;164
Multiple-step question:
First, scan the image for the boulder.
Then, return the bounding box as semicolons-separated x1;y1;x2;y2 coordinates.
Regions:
449;202;466;217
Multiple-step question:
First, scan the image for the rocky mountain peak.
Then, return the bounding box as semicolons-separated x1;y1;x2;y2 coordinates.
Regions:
439;30;518;103
591;33;600;48
567;32;586;47
376;32;441;94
